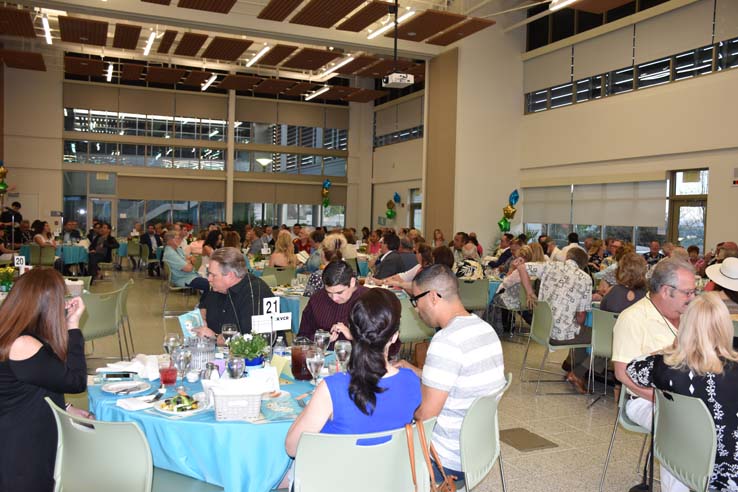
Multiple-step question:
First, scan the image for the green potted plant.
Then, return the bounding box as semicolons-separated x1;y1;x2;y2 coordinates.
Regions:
228;333;269;366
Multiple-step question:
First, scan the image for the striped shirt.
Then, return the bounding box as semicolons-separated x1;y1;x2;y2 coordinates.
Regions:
422;315;505;471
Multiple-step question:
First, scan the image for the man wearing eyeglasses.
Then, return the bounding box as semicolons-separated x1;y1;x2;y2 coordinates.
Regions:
613;258;696;430
395;264;505;486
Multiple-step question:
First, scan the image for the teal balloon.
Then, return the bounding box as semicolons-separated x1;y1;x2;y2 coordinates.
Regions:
509;189;520;206
386;209;396;219
497;217;510;232
322;179;332;190
393;192;401;203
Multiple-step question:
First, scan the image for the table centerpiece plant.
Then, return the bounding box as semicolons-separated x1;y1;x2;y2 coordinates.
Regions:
228;333;269;366
0;266;15;292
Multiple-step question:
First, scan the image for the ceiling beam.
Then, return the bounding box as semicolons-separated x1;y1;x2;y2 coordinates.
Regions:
32;0;443;59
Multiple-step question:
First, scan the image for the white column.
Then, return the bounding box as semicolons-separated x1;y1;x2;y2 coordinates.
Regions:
226;89;235;223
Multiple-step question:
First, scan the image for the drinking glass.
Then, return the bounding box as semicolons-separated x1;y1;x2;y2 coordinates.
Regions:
163;333;182;355
158;359;177;387
314;330;330;354
221;324;238;346
334;340;352;372
171;347;192;382
306;348;325;386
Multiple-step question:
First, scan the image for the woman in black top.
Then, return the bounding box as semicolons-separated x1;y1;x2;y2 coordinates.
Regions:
626;293;738;492
0;268;89;492
600;252;648;313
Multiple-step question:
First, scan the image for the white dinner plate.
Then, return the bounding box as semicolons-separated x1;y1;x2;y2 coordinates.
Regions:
101;381;151;395
153;395;209;417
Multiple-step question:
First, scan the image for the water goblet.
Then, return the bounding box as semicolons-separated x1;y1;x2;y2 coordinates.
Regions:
221;324;238;346
306;348;325;386
163;333;182;355
314;330;330;354
171;347;192;383
334;340;352;372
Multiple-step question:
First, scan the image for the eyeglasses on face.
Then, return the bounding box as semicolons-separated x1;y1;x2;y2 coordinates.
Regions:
409;290;442;307
667;285;696;297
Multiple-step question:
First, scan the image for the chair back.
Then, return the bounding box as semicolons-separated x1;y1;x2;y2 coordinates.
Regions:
293;418;436;492
191;255;203;273
262;266;296;286
28;244;41;265
344;257;359;274
460;373;513;490
591;309;617;359
733;320;738;338
615;383;649;434
140;244;152;261
40;245;56;266
127;242;141;257
529;301;554;346
399;298;435;343
45;397;154;492
458;279;489;311
80;288;124;341
261;274;278;288
119;279;134;318
654;390;716;492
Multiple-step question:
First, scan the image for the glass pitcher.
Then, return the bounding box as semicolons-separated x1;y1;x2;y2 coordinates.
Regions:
291;336;314;381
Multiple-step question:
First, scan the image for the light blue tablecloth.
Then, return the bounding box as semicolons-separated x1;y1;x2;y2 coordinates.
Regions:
358;260;369;277
118;241;128;257
20;245;88;265
279;296;302;333
89;377;313;492
488;280;502;304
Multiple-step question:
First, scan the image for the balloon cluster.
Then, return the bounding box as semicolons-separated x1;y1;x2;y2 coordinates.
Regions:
497;189;519;232
385;192;401;219
321;179;331;207
0;161;8;204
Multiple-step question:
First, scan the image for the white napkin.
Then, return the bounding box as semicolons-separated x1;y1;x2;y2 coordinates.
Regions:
97;354;162;381
209;366;279;396
116;395;156;411
78;239;90;248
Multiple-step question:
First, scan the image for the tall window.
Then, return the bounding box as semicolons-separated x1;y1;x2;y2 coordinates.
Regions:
409;189;422;231
668;169;708;253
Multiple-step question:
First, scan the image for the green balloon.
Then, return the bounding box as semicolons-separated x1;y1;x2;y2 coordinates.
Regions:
322;198;330;207
0;182;7;192
497;217;510;232
386;209;396;219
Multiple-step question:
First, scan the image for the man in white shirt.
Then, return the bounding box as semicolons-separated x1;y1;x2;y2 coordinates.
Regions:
613;258;696;428
396;264;506;485
555;232;587;262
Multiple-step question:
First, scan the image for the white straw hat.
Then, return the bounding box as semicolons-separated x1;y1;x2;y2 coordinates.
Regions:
706;257;738;292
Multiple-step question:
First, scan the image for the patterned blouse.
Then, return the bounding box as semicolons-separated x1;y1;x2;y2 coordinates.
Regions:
627;354;738;491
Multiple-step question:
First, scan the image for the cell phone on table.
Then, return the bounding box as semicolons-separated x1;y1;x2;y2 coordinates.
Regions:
101;372;135;381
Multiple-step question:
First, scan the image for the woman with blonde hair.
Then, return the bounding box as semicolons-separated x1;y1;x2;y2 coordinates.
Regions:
528;242;546;263
587;239;605;274
627;293;738;492
269;230;297;268
303;233;347;297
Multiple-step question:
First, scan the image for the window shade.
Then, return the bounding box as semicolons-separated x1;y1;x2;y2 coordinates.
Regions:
396;97;423;131
174;93;227;120
573;27;633;80
277;103;325;128
236;98;278;123
374;106;396;136
119;89;175;116
523;47;571;93
715;0;738;43
522;186;572;224
324;107;349;130
63;83;119;111
634;0;714;64
573;181;667;227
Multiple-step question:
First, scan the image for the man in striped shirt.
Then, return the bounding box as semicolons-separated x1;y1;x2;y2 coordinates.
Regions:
396;264;506;484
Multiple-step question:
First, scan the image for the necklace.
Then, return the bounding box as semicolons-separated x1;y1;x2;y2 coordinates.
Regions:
648;296;677;338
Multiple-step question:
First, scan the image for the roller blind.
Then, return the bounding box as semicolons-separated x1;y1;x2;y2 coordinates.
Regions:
274;183;322;205
523;47;571;93
634;0;714;64
573;27;633;80
374;106;396;136
324;107;349;129
236;98;278;123
396;97;423;131
118;176;175;200
715;0;738;43
119;88;175;116
573;181;667;227
63;83;119;111
174;93;227;120
234;181;276;203
170;179;226;202
329;184;346;206
522;186;572;224
277;103;324;128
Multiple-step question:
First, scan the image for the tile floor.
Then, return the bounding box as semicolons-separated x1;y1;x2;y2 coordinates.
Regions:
76;270;660;492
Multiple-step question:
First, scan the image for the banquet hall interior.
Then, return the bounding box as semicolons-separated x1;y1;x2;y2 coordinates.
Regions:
1;0;738;491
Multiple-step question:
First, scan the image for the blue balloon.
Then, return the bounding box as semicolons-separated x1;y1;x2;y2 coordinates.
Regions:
393;192;401;203
323;179;332;190
509;189;519;206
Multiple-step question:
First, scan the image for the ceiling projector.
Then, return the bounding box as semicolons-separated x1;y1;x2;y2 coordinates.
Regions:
382;72;414;89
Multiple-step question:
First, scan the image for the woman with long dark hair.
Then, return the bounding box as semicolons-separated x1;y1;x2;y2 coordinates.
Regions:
0;268;89;492
285;288;421;456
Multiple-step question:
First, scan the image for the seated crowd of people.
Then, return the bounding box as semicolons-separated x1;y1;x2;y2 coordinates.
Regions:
2;198;737;492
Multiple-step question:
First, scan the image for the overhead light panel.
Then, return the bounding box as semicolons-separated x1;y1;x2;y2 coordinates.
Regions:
367;10;415;40
549;0;579;11
256;157;271;166
304;85;330;101
106;62;113;82
201;74;217;91
42;14;52;44
246;44;271;68
320;56;355;80
143;31;156;56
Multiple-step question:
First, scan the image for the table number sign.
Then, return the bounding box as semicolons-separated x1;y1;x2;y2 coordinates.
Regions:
252;297;292;334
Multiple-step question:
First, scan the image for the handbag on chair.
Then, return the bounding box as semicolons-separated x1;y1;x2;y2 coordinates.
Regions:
405;420;458;492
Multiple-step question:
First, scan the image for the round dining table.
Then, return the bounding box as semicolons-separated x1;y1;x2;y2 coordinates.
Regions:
89;376;313;492
19;244;89;265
